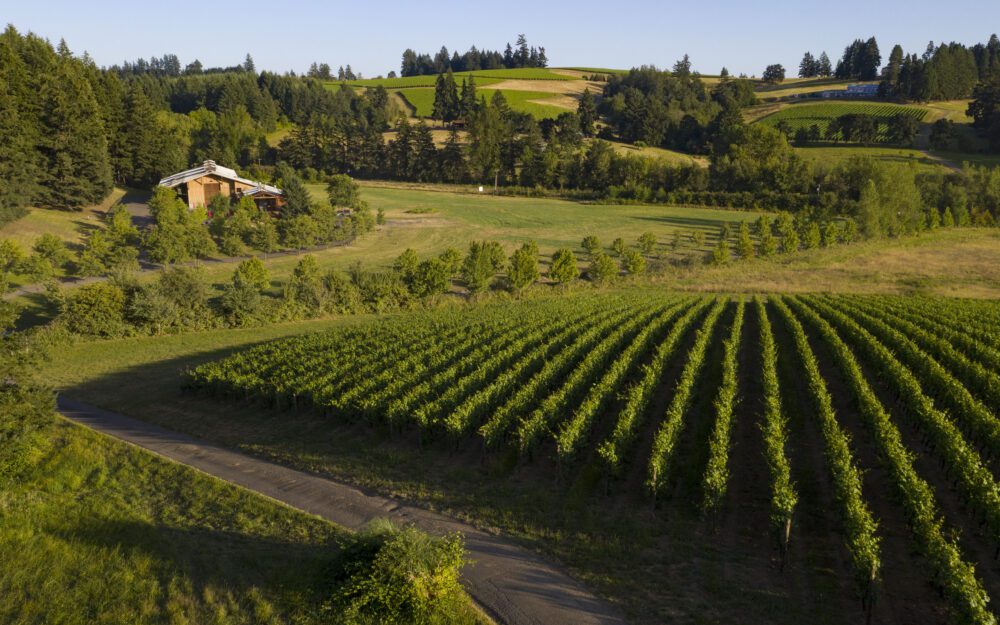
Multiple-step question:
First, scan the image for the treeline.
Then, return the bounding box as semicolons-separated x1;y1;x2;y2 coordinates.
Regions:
109;52;256;77
879;36;1000;101
400;34;547;77
834;38;883;81
280;73;1000;222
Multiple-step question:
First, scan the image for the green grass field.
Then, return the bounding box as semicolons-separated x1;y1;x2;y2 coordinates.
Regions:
756;101;928;142
792;146;952;174
0;188;124;249
1;415;344;624
607;140;710;167
754;79;865;100
341;68;578;89
557;67;629;75
397;87;569;119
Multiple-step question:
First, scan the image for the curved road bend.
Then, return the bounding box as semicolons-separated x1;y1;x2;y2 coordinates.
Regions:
57;397;627;625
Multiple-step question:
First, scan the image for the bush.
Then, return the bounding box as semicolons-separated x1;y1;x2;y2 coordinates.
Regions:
507;243;539;292
61;282;128;337
329;520;467;625
438;248;462;275
220;282;264;327
462;241;500;293
587;251;617;284
581;235;601;255
637;232;657;256
549;248;579;284
233;257;270;292
411;258;451;298
621;249;646;274
323;271;364;313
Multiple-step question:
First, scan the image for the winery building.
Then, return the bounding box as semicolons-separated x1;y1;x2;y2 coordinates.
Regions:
158;161;286;212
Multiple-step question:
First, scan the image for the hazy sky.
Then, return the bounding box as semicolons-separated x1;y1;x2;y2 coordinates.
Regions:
5;0;998;77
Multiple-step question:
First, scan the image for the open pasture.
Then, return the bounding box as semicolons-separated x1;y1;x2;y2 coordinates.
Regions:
397;87;571;119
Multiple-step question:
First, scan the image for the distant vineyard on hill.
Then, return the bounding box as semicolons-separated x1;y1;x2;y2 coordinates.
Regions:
756;102;929;143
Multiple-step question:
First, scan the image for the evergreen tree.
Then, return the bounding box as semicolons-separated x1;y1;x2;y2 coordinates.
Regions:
276;165;312;216
507;242;539;292
737;222;755;259
799;52;816;78
858;179;881;238
38;61;113;208
818;52;833;77
577;89;597;137
548;248;578;284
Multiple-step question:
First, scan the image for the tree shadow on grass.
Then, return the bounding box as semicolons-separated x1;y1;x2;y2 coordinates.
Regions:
630;214;741;230
54;518;340;605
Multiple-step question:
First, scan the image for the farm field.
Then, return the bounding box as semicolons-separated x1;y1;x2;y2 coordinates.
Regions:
755;102;928;142
342;67;579;89
607;141;710;167
44;291;1000;624
792;146;953;174
397;87;570;119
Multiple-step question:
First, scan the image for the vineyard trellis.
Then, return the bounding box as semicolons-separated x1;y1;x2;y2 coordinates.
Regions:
187;292;1000;624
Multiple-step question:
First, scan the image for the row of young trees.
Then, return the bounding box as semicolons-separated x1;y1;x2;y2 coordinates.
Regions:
400;34;547;77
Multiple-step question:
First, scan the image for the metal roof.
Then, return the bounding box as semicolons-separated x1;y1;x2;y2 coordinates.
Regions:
158;160;284;196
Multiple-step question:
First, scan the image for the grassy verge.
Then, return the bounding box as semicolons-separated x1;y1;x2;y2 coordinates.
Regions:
4;374;486;624
1;416;342;624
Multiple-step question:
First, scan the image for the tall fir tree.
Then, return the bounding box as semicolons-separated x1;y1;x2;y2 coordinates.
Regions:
37;60;113;208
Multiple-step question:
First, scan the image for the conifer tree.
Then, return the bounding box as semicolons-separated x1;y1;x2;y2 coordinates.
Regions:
37;62;113;208
578;89;597;136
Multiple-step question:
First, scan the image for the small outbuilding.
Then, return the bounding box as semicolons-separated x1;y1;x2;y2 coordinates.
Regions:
158;161;285;212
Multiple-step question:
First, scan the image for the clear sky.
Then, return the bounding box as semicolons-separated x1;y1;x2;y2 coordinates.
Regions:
5;0;998;78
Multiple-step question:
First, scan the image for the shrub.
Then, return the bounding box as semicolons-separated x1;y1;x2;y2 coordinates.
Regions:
622;249;646;274
323;271;364;314
637;232;657;256
587;251;617;284
394;249;419;282
411;258;451;298
438;248;462;275
711;237;731;266
33;233;71;269
61;282;128;337
581;235;601;255
329;520;467;625
507;243;539;292
549;248;579;284
611;237;626;257
233;257;270;292
221;282;264;327
462;241;500;293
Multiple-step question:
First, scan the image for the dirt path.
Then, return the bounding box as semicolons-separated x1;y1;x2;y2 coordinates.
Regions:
57;397;627;625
